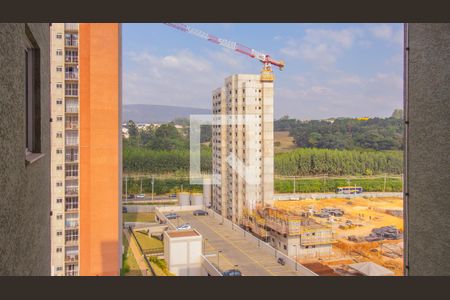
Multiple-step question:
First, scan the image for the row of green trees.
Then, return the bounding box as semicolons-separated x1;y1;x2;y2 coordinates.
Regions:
124;177;202;195
275;148;403;176
123;147;212;174
124;146;402;177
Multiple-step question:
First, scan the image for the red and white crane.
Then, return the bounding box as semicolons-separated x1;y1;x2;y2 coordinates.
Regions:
164;23;285;82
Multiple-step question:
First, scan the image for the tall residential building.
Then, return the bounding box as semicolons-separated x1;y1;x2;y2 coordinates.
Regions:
211;74;274;224
0;23;51;275
50;23;121;276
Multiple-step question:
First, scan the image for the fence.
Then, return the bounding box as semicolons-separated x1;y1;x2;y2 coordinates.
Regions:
206;208;318;276
273;192;403;201
201;254;223;276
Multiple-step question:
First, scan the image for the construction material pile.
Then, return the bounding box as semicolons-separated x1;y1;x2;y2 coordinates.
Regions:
314;208;344;218
365;225;402;242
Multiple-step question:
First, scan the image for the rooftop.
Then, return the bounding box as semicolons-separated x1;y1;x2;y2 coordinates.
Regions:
166;230;200;238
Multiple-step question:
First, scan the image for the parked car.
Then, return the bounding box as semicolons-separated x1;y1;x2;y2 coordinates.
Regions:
122;206;128;213
136;194;145;199
169;193;177;198
177;223;191;230
277;258;286;265
165;213;179;220
128;194;135;199
193;210;208;216
222;269;242;276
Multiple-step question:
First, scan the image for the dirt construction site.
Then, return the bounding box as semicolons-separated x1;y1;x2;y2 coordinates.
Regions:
274;196;404;275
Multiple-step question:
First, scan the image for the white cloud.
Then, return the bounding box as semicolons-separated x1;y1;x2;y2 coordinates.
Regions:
276;71;402;119
280;28;363;67
369;24;403;45
124;49;227;108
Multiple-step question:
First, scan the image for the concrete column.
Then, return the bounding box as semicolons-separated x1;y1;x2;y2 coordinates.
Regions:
406;23;450;275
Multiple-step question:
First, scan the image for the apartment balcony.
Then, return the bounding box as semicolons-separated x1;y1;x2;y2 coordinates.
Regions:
65;270;79;276
65;255;79;263
65;122;78;130
65;56;78;64
65;187;78;195
65;72;78;80
65;223;79;230
65;156;78;163
65;174;78;180
65;205;79;213
64;23;78;32
65;142;78;148
65;40;79;48
64;92;79;98
65;106;78;114
65;239;78;247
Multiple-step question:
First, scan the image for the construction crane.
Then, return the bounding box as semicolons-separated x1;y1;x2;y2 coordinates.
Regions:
164;23;285;82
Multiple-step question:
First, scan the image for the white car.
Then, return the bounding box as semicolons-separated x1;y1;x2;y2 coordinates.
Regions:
177;223;191;230
136;194;145;199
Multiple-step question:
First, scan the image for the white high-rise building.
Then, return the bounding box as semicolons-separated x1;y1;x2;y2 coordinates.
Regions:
211;74;274;224
50;23;80;276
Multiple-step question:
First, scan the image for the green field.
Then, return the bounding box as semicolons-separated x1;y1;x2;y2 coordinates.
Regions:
123;212;156;223
134;230;164;255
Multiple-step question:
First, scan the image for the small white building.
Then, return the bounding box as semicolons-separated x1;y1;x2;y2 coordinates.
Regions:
163;229;204;276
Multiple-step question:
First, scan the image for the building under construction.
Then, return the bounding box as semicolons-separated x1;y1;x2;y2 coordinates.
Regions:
242;207;336;258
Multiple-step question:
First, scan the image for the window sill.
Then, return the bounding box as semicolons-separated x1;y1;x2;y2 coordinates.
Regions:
25;152;45;165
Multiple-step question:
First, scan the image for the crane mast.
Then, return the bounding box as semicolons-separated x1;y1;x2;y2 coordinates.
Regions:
164;23;285;82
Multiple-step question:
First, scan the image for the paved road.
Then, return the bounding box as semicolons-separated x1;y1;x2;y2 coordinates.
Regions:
178;212;308;276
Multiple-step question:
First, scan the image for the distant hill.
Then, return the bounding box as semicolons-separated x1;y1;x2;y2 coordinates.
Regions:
123;104;211;123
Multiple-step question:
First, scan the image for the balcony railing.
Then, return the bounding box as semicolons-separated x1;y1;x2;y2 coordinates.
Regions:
65;156;78;163
65;105;78;114
65;40;79;47
65;255;79;263
65;222;79;229
65;122;78;130
65;72;78;80
65;56;78;63
65;239;78;246
65;187;78;195
65;270;79;276
65;91;78;97
65;205;79;212
64;23;78;32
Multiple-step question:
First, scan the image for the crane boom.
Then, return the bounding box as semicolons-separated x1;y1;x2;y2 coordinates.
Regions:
164;23;285;71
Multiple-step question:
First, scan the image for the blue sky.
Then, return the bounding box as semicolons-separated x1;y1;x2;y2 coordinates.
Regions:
123;23;403;119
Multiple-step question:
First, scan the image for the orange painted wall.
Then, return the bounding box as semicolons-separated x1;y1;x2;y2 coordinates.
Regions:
79;23;122;276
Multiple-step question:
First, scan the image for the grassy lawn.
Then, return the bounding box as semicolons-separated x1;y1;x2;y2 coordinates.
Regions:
134;230;164;253
123;212;156;223
121;233;142;276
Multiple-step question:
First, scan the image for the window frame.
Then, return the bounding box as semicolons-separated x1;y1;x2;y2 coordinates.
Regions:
24;28;43;165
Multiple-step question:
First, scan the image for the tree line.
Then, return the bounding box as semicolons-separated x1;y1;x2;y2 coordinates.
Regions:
123;119;403;176
274;110;404;151
275;148;402;176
